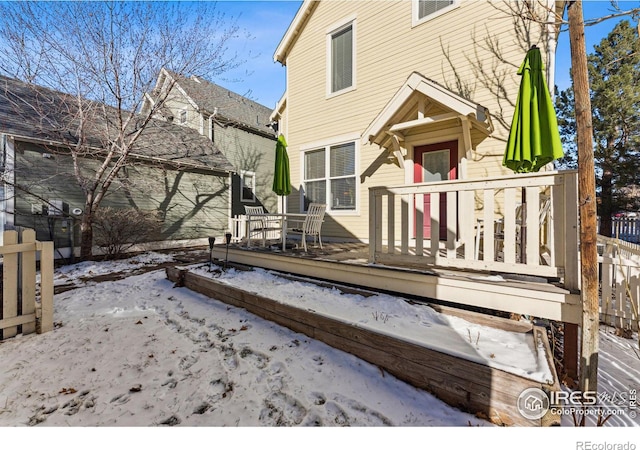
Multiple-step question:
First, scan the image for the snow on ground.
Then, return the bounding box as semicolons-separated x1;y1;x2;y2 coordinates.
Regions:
1;251;639;447
192;265;554;384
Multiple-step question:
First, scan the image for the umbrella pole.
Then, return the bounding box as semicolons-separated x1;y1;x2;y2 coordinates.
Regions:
521;188;526;264
281;195;286;251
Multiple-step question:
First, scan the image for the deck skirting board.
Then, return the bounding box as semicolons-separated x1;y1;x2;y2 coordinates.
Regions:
211;247;581;324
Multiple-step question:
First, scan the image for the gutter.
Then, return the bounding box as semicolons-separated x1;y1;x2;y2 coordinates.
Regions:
6;132;233;175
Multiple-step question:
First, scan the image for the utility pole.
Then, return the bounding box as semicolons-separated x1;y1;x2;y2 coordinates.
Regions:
567;0;599;393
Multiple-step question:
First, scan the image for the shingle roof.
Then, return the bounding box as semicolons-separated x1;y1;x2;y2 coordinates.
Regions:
0;75;234;173
164;70;275;137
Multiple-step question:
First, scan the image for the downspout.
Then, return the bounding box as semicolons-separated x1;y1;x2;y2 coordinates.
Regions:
3;135;16;230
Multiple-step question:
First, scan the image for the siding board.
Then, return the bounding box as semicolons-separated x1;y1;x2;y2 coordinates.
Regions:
14;144;230;246
279;0;552;240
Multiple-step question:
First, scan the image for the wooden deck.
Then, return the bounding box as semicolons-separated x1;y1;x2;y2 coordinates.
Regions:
210;241;581;325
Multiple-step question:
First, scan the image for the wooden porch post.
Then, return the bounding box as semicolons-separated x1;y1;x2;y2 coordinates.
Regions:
567;0;599;393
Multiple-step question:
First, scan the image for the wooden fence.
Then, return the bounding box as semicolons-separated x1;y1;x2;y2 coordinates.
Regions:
230;215;281;243
598;235;640;331
0;228;54;341
598;217;640;244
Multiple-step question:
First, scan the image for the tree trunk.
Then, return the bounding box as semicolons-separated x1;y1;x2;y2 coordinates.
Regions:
80;205;94;258
568;0;599;393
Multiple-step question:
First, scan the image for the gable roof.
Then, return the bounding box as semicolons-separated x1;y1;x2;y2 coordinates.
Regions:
160;69;276;139
363;72;493;148
275;1;567;66
274;0;317;64
0;75;234;173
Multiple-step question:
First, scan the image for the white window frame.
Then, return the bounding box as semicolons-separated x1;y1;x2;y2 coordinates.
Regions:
300;134;359;215
412;0;459;27
179;108;187;125
240;170;256;203
326;15;357;99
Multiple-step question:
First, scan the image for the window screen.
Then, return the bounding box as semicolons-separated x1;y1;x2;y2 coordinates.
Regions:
303;142;356;211
331;25;353;93
418;0;454;19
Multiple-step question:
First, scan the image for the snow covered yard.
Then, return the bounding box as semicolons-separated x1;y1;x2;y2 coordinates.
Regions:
1;252;487;427
0;250;639;446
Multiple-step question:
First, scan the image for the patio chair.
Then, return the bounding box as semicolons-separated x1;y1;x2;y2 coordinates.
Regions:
475;194;552;263
287;203;326;252
244;206;281;247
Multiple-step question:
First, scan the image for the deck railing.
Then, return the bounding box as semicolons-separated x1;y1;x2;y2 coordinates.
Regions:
369;170;579;286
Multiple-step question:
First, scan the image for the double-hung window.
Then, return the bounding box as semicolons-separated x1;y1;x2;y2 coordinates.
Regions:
240;170;256;203
303;141;356;212
327;17;356;96
413;0;458;26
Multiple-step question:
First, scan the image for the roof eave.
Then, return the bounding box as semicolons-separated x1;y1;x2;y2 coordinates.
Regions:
363;73;492;147
274;1;318;64
270;94;287;122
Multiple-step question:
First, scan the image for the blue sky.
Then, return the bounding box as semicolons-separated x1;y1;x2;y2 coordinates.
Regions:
215;1;638;108
213;1;302;108
555;0;640;92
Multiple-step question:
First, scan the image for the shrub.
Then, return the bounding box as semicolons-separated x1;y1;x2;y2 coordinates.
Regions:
93;207;162;258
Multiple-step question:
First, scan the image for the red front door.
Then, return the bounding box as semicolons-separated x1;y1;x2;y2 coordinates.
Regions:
414;141;458;239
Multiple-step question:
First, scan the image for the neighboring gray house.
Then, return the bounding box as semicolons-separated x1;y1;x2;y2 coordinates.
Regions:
0;74;234;256
141;69;278;218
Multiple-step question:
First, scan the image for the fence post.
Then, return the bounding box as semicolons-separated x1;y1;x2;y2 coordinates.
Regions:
369;189;381;263
21;229;37;335
562;172;580;381
39;241;54;333
2;230;19;339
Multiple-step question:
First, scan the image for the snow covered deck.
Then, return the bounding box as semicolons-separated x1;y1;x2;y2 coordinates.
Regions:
210;242;581;326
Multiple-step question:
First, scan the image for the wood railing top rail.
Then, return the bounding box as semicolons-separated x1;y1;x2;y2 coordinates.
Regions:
370;170;577;195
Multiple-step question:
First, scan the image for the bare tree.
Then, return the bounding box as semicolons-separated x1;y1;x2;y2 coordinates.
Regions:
0;1;246;257
440;1;560;135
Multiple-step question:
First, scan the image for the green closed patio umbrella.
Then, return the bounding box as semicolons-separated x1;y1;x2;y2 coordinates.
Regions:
272;134;291;250
503;45;564;173
273;134;291;198
503;45;564;263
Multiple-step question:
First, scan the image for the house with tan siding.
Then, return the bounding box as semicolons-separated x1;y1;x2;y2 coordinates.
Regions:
142;69;279;219
2;1;599;399
271;0;564;243
217;0;590;393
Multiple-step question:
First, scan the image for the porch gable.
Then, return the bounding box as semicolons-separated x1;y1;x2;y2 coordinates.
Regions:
362;72;494;161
